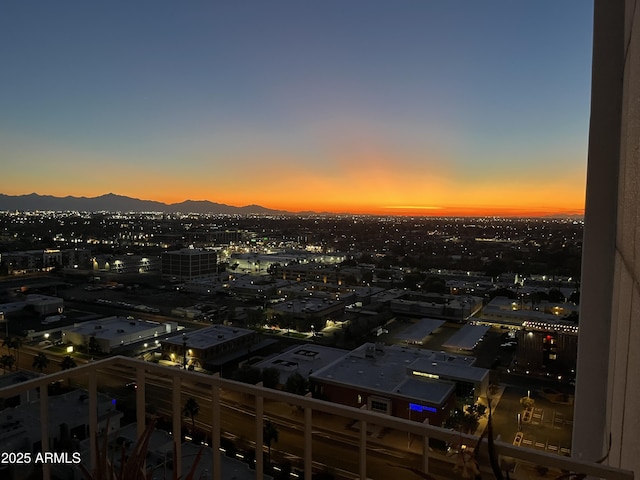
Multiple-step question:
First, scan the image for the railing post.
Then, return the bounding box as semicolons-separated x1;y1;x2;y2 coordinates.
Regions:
136;364;146;440
359;404;367;480
255;382;264;479
422;418;429;474
88;372;98;474
40;380;51;480
304;392;313;480
172;375;182;476
212;374;221;480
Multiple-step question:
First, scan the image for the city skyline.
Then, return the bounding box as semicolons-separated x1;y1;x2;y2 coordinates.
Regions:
0;1;593;217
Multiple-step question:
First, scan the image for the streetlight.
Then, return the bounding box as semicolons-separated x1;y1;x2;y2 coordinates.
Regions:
182;333;188;370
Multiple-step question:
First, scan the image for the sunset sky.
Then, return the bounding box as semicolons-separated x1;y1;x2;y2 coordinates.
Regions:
0;1;593;217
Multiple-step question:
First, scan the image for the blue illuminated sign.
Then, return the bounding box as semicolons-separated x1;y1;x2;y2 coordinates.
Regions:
409;403;437;413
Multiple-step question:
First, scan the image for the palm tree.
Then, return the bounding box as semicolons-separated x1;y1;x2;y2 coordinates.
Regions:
263;420;279;466
183;397;200;432
0;354;16;373
10;337;22;368
32;352;49;373
60;355;77;370
2;337;22;367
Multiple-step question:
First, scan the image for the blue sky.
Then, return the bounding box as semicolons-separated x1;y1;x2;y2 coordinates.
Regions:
0;1;594;215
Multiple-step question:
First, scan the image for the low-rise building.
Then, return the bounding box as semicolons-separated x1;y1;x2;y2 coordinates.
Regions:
62;316;177;353
161;325;259;370
393;318;446;345
0;294;64;317
255;344;349;386
91;253;159;274
390;293;483;321
480;296;579;327
267;297;345;332
310;343;489;426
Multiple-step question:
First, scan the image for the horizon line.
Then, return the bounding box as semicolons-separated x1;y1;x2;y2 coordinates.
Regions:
0;191;585;219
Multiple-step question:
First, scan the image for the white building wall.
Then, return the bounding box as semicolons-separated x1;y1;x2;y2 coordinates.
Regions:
573;1;640;476
607;0;640;470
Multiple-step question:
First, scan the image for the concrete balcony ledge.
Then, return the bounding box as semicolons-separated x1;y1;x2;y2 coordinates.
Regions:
0;355;633;480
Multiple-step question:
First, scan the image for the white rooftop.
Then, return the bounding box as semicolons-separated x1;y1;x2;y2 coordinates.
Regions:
394;318;445;342
64;316;166;340
255;344;349;384
310;343;463;405
163;324;254;350
442;324;490;351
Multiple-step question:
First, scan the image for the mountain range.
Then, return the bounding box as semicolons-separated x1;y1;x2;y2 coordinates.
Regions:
0;193;287;215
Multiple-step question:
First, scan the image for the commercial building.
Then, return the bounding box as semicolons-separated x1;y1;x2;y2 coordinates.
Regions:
160;324;259;370
267;297;345;332
161;248;217;281
91;253;159;274
254;344;349;385
0;294;64;317
514;328;579;379
393;318;446;345
390;293;483;322
480;296;579;327
309;343;489;426
442;324;490;351
62;316;177;353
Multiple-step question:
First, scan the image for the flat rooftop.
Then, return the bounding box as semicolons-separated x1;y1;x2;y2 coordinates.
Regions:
255;344;349;384
311;343;458;405
394;318;445;343
163;324;254;350
409;356;488;383
0;371;39;390
271;297;342;314
64;316;168;340
442;324;490;351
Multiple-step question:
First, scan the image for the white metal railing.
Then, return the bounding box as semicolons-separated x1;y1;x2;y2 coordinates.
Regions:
0;355;633;480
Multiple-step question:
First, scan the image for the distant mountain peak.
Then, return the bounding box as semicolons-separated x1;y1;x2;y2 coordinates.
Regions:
0;193;287;215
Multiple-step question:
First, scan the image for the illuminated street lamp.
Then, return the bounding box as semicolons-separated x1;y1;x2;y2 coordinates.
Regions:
182;333;188;370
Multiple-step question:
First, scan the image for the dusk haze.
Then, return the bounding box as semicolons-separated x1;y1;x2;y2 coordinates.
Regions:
0;1;593;217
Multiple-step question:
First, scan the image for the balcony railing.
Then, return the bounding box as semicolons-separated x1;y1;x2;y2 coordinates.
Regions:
0;355;633;480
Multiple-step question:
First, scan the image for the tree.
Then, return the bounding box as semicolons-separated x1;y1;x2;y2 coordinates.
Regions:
444;408;480;435
2;337;22;359
32;352;50;373
2;337;12;355
233;365;262;384
520;396;535;409
60;355;77;370
0;354;15;373
2;337;23;368
88;336;101;354
284;372;308;396
183;397;200;432
263;420;279;466
11;337;22;368
261;367;281;389
548;288;565;303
